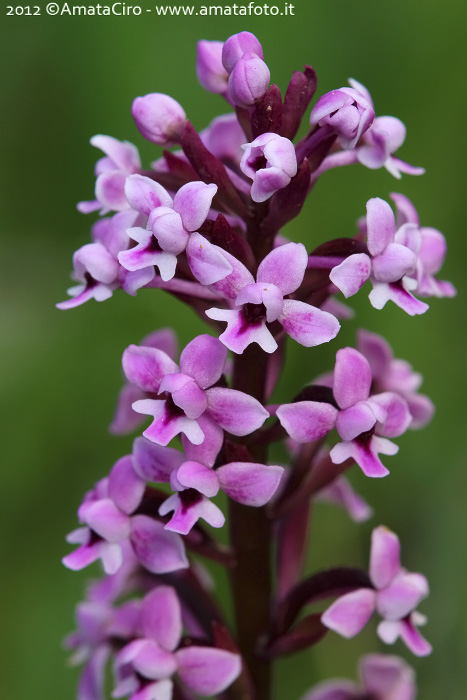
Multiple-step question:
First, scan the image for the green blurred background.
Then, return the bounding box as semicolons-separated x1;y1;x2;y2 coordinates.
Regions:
1;0;466;698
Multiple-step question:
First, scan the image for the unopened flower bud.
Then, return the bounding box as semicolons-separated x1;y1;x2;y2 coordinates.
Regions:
132;93;186;145
227;54;270;108
222;31;263;73
196;40;229;94
310;86;374;150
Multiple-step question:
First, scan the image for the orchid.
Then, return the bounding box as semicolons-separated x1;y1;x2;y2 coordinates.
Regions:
60;29;452;700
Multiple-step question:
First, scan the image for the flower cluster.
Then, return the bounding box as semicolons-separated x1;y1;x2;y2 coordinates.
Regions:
60;30;454;700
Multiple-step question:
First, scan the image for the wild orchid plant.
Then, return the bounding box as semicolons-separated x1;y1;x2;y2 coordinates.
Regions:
59;31;455;700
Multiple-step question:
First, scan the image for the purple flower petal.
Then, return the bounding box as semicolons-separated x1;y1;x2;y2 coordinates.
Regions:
130;515;188;573
317;476;373;523
132;437;184;482
110;384;146;435
176;647;241;695
108;455;145;515
174;461;220;497
302;680;358;700
180;334;228;390
141;587;182;651
366;197;395;256
217;462;284;506
77;645;110;700
206;307;277;354
279;300;340;347
173;182;217;232
127;639;177;679
371;392;412;437
277;401;338;442
186;233;233;285
160;493;225;534
336;402;378;442
222;31;263;73
182;414;223;468
369;281;429;315
206;387;269;436
159;373;207;419
359;654;416;700
124;174;173;215
79;499;130;542
95;171;128;211
329;254;372;298
356;329;392;379
399;616;432;657
257;242;308;295
372;243;417;283
321;588;377;638
377;572;429;620
330;437;394;478
209;250;255;300
333;348;372;409
134;399;205;446
369;525;401;589
122;345;179;393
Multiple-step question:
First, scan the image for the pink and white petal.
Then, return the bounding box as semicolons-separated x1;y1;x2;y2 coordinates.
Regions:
329;254;371;298
141;586;182;651
80;499;130;542
176;647;241;696
161;493;225;534
359;653;416;700
130;680;173;700
90;135;141;172
371;392;412;437
369;281;429;316
377;572;429;620
321;588;377;638
110;384;146;435
62;543;101;571
330;440;391;478
173;182;218;231
101;543;124;575
206;387;269;436
132;437;184;483
399;617;432;657
257;243;308;295
211;307;278;354
124;174;173;215
387;157;425;178
74;243;120;284
122;345;179;393
377;619;402;645
180;334;228;389
135;401;204;447
130;639;178;680
130;515;188;573
175;461;220;497
159;375;207;420
208;250;255;300
372;244;417;283
77;199;101;214
369;525;401;590
56;284;110;310
251;167;290;202
66;526;89;545
302;680;358;700
217;462;284;506
95;172;128;211
333;348;372;409
109;455;145;515
279;300;340;348
366;198;395;256
336;403;377;442
276;401;338;443
182;414;223;468
150;209;189;255
186;233;233;285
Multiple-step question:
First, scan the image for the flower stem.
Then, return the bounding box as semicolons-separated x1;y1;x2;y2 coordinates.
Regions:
229;345;273;700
